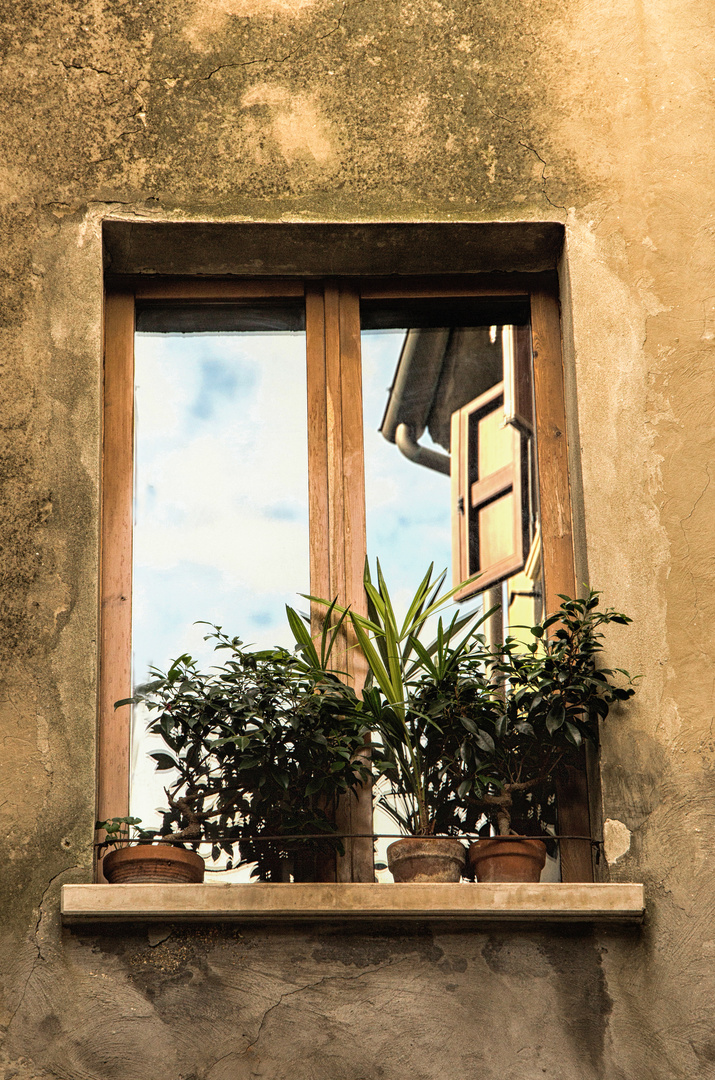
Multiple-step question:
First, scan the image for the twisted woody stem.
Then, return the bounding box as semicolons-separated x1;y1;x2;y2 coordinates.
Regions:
469;771;555;836
164;790;210;842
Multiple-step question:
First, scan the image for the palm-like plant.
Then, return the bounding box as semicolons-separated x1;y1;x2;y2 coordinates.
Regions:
312;560;501;837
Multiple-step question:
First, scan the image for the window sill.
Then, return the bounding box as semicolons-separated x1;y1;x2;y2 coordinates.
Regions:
61;882;644;926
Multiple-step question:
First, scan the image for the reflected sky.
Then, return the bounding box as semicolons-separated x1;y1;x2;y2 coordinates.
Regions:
362;329;453;611
132;331;310;680
131;330;309;829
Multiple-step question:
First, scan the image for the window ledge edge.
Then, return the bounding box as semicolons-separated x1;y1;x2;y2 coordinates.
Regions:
61;882;645;926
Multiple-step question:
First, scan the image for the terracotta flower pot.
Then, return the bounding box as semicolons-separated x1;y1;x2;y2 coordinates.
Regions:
387;837;466;883
103;844;205;884
468;837;546;883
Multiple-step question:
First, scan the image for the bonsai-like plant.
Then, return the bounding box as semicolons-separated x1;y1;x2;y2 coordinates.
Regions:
122;606;370;881
461;591;636;839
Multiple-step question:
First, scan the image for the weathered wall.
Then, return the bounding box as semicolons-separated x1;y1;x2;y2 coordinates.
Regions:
1;0;714;1076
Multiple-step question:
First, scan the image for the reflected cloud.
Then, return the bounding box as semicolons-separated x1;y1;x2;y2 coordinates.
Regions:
132;330;309;686
190;358;252;421
263;502;302;521
249;610;275;627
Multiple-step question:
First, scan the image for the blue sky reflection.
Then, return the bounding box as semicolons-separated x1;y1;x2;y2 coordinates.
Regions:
131;330;309;828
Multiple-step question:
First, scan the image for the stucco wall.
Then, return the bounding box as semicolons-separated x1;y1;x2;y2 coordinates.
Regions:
1;0;714;1077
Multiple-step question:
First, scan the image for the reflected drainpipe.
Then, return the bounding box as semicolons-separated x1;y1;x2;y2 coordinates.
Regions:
394;422;450;476
484;585;504;653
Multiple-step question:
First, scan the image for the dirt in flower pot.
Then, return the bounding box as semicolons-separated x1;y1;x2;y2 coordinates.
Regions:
102;844;205;884
468;837;547;883
387;838;466;883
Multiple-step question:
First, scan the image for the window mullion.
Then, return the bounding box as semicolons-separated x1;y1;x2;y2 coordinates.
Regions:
335;283;372;884
306;281;373;882
530;288;576;611
305;283;368;671
305;284;332;625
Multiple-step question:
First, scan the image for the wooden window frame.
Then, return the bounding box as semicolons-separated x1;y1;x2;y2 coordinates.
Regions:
99;271;592;884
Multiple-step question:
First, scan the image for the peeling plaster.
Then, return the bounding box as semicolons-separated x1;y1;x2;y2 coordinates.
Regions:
603;818;632;865
2;0;715;1077
241;83;338;166
185;0;321;52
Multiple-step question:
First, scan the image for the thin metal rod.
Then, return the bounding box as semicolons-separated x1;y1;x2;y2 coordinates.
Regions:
92;833;600;842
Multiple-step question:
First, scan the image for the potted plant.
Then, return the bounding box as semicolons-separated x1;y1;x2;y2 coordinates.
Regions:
96;816;206;883
317;561;502;883
107;606;371;883
316;566;635;885
462;591;636;881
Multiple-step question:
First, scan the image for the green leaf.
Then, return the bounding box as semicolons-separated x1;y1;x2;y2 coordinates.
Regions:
150;752;179;771
286;605;320;667
350;616;394;703
546;704;566;734
564;722;582;746
475;731;495;754
398;563;437;638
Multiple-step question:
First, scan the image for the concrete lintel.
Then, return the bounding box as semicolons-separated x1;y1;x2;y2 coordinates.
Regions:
61;882;644;925
103;220;565;278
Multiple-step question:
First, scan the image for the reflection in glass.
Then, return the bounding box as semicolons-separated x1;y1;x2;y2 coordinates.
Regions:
361;328;454;608
362;310;541;628
361;310;513;611
130;316;309;847
361;303;551;878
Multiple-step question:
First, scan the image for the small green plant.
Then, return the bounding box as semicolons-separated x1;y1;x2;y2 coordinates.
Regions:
95;816;158;855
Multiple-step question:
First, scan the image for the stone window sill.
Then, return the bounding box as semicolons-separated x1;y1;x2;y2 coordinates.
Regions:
61;882;644;925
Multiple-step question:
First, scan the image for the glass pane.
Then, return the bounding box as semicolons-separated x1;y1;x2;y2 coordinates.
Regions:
361;313;508;607
478;407;513;477
479;493;515;569
361;327;454;607
360;301;553;879
130;311;309;859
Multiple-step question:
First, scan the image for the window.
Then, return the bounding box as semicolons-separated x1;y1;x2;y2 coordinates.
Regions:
99;272;591;883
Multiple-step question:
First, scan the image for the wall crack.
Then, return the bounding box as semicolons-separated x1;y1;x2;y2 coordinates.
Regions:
680;464;711;527
238;957;410;1059
518;140;566;209
5;863;82;1034
198;0;352;81
53;59;118;78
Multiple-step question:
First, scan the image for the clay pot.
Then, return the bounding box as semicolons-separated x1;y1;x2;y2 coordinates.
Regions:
387;837;466;883
103;844;205;884
468;837;546;883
